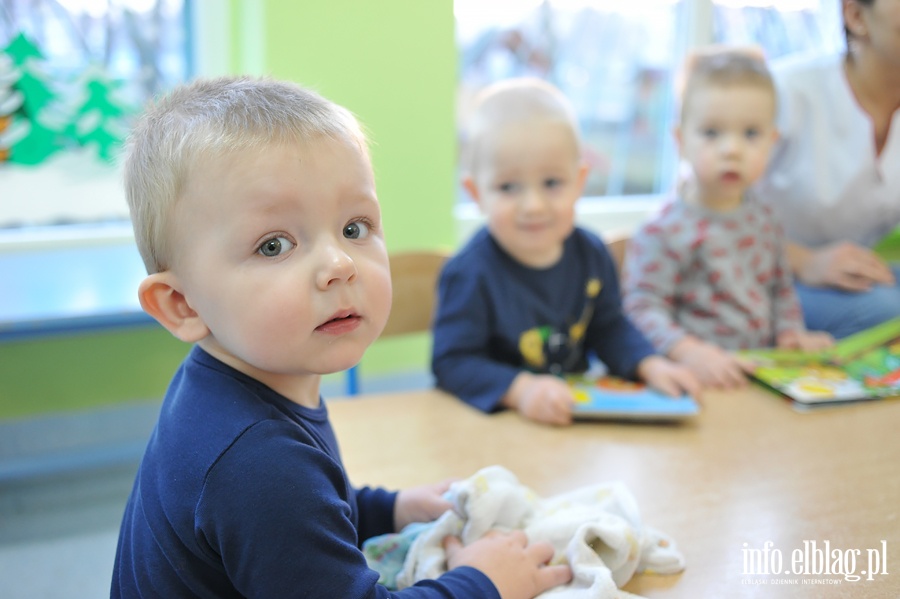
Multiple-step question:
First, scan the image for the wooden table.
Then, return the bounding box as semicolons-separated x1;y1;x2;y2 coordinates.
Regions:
328;386;899;598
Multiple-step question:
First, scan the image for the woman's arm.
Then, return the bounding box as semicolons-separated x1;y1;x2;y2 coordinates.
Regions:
787;240;894;291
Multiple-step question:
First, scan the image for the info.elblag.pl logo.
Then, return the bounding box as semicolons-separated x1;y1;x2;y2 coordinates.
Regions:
741;540;889;586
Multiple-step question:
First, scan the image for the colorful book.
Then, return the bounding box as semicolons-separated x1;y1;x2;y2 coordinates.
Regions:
739;317;900;405
567;375;699;421
874;226;900;263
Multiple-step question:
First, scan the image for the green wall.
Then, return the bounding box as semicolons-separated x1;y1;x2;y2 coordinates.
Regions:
256;0;458;377
0;327;190;420
259;0;458;251
0;1;457;419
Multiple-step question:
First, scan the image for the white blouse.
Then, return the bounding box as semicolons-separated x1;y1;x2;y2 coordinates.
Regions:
757;53;900;249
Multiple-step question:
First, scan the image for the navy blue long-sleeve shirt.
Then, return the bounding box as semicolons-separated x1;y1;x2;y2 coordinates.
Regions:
431;227;655;413
112;346;497;598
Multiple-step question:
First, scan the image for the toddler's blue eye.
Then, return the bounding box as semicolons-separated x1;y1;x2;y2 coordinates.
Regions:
498;182;520;194
544;178;563;189
258;236;294;257
702;128;719;139
745;128;760;139
344;221;370;239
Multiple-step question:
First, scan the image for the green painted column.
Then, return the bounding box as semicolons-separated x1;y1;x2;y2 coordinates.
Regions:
255;0;459;378
258;0;458;253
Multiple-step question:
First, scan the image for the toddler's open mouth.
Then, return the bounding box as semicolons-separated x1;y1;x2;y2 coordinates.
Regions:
316;311;362;334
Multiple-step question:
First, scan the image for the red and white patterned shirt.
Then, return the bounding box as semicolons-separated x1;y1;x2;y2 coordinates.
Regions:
623;193;805;352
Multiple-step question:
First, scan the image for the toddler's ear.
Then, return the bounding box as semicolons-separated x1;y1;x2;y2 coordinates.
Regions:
138;272;210;343
462;176;481;205
576;162;589;193
672;125;683;150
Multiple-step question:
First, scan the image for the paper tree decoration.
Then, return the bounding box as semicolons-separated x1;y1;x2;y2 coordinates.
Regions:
0;32;65;165
0;31;137;166
66;69;131;162
0;55;24;162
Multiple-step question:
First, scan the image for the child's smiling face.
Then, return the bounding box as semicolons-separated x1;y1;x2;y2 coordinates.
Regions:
467;118;587;268
167;136;392;399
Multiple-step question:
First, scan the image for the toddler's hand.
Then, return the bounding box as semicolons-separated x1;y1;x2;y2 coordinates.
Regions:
394;479;455;531
444;530;572;599
636;354;703;397
503;372;574;426
776;329;834;352
667;337;746;390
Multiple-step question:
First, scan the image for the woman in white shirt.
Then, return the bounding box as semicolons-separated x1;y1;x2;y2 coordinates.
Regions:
758;0;900;338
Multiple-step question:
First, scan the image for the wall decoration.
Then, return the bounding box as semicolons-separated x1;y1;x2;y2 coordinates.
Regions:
0;32;65;165
0;32;136;166
0;1;190;229
0;53;24;162
66;68;131;163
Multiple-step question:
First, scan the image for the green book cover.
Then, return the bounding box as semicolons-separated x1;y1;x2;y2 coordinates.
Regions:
739;317;900;404
874;227;900;263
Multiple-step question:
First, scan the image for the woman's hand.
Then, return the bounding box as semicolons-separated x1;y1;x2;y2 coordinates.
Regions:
799;242;894;291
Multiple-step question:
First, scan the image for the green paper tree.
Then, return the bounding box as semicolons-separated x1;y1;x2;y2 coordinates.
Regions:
0;56;24;162
67;73;131;162
0;32;65;165
4;32;44;67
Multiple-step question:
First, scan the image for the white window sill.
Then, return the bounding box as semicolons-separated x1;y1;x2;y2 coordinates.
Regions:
0;221;135;253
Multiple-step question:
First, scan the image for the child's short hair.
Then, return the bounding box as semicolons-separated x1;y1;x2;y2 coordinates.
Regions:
125;76;367;274
460;77;581;176
678;46;775;123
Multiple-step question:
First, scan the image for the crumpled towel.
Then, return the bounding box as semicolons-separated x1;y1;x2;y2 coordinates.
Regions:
363;465;684;599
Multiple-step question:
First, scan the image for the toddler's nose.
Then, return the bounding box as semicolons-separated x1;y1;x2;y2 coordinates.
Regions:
316;242;357;288
521;187;546;212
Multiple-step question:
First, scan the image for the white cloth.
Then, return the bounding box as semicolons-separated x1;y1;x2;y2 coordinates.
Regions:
756;53;900;249
395;466;684;599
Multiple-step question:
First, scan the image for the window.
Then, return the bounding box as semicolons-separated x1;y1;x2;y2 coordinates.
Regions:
0;0;192;233
713;0;844;59
1;0;191;107
455;0;844;205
